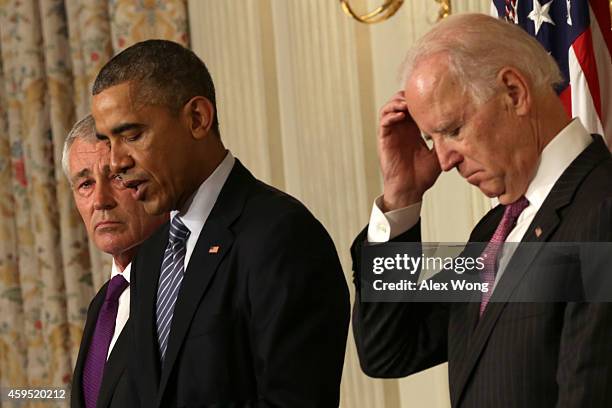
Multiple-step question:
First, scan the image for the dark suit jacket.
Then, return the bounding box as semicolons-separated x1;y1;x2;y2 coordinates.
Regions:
129;159;350;408
352;135;612;407
72;281;132;408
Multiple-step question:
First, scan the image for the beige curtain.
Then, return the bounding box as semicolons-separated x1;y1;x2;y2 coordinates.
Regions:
0;0;188;403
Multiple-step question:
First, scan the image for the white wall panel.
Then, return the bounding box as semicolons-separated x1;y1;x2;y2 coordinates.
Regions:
188;1;493;407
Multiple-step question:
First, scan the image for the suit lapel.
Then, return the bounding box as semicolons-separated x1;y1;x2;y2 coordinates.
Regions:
155;160;254;407
135;224;169;399
71;284;107;408
452;136;609;406
447;208;502;403
488;135;609;305
96;326;129;408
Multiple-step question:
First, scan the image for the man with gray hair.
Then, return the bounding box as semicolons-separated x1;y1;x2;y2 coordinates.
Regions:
65;115;167;408
352;13;612;406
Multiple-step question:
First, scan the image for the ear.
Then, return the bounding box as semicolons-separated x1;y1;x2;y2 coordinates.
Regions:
182;96;215;140
497;67;531;116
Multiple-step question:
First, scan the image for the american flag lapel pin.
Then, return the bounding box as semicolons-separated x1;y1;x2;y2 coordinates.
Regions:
209;245;220;254
535;227;543;238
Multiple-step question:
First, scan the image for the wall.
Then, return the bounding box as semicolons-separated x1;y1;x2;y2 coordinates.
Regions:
187;1;491;406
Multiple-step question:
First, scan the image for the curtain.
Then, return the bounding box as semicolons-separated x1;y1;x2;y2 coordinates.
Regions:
0;0;188;404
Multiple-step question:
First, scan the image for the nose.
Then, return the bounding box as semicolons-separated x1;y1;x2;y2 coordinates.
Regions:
434;139;463;172
109;143;134;175
93;181;117;211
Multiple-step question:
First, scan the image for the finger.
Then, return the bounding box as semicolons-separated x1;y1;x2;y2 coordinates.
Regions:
390;90;405;100
386;94;406;106
380;101;408;118
382;91;407;107
416;134;431;149
380;111;406;127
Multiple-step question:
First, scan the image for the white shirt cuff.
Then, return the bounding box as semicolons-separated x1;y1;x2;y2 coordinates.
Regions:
367;195;422;243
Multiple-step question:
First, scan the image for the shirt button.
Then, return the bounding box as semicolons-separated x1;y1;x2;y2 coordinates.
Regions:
377;224;388;234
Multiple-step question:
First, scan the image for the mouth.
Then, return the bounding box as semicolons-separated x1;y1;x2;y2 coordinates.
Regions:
95;220;121;230
123;179;147;201
463;170;483;185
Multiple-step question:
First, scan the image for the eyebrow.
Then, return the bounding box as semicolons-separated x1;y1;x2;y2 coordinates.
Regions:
70;164;115;186
422;121;459;142
96;122;144;140
70;168;91;185
432;121;458;134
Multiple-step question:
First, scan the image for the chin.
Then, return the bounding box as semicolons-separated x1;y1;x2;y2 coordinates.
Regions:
497;192;523;205
96;240;127;256
477;179;504;200
497;195;512;205
478;185;502;199
144;199;169;216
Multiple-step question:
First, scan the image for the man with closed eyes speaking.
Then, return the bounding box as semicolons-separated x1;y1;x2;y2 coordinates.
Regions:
92;40;350;407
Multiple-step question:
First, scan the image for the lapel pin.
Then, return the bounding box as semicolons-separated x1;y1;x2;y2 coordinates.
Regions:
209;245;220;254
535;226;542;238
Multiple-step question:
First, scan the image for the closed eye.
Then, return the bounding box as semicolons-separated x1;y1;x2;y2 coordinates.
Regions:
445;126;461;138
125;133;142;142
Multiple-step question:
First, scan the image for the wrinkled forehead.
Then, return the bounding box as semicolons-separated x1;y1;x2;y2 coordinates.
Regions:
405;57;465;102
69;139;111;177
405;62;471;131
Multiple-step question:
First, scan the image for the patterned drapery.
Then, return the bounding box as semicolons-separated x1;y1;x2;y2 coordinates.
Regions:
0;1;188;404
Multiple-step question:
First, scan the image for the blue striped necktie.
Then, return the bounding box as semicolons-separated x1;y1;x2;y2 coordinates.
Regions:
156;215;190;361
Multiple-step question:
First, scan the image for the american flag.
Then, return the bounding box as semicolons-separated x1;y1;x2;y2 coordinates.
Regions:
491;0;612;146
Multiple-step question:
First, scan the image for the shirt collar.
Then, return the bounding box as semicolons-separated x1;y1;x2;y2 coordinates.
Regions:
524;118;592;209
171;151;235;244
111;260;131;283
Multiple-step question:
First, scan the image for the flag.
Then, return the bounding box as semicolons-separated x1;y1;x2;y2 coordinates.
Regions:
491;0;612;146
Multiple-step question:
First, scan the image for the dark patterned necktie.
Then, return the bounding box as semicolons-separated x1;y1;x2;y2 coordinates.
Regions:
479;196;529;316
156;215;190;361
82;274;129;408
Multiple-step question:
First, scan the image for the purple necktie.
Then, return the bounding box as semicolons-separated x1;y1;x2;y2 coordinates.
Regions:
82;274;129;408
479;196;529;316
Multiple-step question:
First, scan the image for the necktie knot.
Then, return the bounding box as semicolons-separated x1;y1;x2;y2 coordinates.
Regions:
105;274;129;303
169;216;190;245
490;196;530;244
505;196;530;222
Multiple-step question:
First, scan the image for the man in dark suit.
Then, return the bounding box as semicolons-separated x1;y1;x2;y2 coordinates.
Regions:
352;14;612;407
91;40;350;407
65;115;167;408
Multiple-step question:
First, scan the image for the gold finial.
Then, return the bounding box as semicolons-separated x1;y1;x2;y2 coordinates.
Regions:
340;0;452;24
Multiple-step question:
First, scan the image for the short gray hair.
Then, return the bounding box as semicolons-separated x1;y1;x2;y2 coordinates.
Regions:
62;114;96;181
400;13;563;104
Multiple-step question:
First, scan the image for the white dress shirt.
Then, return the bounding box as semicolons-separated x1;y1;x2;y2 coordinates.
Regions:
367;119;593;290
103;149;234;361
172;151;236;270
107;261;130;360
